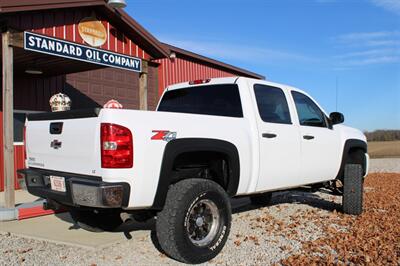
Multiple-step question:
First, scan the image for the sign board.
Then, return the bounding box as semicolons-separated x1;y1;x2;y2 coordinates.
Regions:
78;17;107;47
24;31;142;72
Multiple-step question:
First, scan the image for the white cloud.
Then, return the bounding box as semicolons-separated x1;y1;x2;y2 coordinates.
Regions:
334;47;400;66
315;0;337;3
370;0;400;15
333;31;400;67
366;40;400;46
335;48;400;59
343;56;400;66
160;37;316;64
335;31;400;46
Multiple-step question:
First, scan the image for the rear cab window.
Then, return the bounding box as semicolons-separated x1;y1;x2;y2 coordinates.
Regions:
158;84;243;118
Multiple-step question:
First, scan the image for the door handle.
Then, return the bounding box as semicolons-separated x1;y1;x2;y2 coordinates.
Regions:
262;133;277;139
303;135;315;140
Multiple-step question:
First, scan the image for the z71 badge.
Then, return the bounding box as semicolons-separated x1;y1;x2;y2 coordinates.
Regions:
151;130;177;142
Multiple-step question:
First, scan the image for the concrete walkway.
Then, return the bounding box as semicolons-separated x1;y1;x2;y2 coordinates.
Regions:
0;212;140;249
0;190;41;207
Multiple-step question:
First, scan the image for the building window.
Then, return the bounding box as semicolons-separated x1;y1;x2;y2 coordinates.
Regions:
254;84;292;124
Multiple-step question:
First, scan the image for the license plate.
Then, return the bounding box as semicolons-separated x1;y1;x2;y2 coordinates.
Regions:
50;176;66;192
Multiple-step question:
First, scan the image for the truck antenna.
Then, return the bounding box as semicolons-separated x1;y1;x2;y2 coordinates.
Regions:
335;76;339;111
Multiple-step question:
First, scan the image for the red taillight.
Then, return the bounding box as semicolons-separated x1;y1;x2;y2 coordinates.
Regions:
23;126;27;160
189;79;211;85
101;123;133;168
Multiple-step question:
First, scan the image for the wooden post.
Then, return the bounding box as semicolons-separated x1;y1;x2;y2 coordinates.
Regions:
139;60;148;110
2;31;15;208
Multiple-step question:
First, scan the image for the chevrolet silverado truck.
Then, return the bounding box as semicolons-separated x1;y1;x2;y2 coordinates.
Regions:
18;77;369;264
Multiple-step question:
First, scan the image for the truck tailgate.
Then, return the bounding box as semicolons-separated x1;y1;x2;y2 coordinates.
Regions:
26;109;101;176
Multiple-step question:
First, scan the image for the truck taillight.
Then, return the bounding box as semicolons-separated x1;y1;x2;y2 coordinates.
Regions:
101;123;133;168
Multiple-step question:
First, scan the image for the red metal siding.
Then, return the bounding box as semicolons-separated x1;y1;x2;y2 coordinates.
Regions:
13;146;24;190
155;57;236;96
0;113;23;192
7;8;151;60
0;112;3;191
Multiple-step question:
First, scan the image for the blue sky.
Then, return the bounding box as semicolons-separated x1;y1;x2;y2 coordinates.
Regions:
126;0;400;131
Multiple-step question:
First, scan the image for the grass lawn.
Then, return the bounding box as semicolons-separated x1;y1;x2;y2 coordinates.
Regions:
368;141;400;158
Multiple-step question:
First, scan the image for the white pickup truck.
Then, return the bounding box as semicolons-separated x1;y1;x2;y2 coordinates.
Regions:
19;77;369;264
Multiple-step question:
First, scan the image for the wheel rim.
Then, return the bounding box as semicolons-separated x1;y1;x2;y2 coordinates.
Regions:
186;199;220;247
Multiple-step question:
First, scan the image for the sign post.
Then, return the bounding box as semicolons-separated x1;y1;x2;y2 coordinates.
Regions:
2;31;15;208
139;61;148;110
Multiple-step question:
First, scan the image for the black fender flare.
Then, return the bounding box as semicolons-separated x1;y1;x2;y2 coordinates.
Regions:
336;139;368;179
151;138;240;210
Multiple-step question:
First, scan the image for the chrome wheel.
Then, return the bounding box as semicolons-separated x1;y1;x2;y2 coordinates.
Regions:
186;199;220;247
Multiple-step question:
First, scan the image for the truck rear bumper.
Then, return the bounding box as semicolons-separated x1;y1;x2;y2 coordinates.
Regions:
17;168;130;209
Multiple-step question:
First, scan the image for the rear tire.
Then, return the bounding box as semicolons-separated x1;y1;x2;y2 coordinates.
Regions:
342;164;363;215
69;209;123;232
155;179;231;264
250;192;272;206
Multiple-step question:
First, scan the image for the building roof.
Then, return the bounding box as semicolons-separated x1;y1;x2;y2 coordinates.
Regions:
0;1;265;79
0;0;103;13
0;0;170;59
162;43;265;80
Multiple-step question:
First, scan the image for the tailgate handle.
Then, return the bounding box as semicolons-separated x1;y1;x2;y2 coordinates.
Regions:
50;122;63;135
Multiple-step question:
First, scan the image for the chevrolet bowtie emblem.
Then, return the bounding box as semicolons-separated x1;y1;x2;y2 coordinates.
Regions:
50;140;62;150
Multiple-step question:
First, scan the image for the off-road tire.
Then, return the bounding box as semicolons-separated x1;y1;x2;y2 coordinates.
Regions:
155;179;231;264
342;164;363;215
69;209;123;232
250;192;272;206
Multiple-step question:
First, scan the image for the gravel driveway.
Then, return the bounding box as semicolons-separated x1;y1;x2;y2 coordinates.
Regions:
0;159;399;265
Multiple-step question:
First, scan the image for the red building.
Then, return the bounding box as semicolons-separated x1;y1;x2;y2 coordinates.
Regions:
0;1;263;204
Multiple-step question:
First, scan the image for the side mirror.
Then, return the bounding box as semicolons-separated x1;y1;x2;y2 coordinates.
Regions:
330;112;344;125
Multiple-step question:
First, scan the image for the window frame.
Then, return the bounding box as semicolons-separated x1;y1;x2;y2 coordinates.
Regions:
253;84;292;125
290;91;329;129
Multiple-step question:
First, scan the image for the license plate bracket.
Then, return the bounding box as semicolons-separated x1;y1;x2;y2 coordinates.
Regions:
50;175;66;192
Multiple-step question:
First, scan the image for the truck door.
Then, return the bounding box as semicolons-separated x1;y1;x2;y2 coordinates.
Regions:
290;91;341;183
252;84;302;191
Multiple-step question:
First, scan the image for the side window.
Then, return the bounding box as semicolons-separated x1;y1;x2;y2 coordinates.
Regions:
254;84;291;124
291;91;327;128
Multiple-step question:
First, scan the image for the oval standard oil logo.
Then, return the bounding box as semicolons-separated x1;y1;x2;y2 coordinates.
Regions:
78;17;107;47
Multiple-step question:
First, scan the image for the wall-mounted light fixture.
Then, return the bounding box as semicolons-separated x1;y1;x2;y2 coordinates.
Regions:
25;59;43;75
170;52;177;59
107;0;127;9
25;69;43;75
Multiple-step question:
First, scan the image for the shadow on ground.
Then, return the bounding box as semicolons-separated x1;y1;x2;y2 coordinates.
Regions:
54;187;341;237
232;188;342;215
